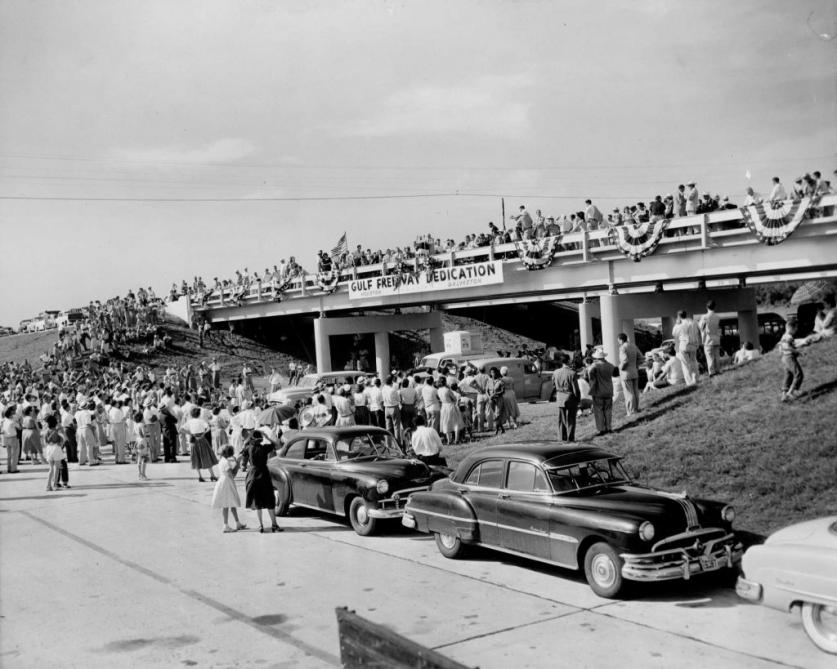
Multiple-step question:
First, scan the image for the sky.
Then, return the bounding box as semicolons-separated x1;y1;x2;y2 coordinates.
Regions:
0;0;835;326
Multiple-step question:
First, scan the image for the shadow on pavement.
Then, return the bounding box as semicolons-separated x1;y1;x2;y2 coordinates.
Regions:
0;493;87;501
67;482;171;490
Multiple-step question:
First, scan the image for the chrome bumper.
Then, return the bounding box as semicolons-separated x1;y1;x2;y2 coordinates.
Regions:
402;513;416;529
735;576;763;602
369;487;430;519
368;507;406;519
621;533;742;582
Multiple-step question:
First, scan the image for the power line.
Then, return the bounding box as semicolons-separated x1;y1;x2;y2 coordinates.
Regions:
0;192;664;203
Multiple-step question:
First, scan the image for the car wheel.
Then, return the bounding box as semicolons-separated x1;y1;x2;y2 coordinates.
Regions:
274;493;290;517
801;602;837;654
348;497;377;536
583;542;625;598
434;531;465;558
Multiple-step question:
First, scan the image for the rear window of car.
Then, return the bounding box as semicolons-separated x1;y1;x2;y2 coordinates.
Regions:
464;460;504;488
506;461;549;492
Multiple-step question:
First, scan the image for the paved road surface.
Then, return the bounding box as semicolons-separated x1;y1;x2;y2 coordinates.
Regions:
0;460;830;669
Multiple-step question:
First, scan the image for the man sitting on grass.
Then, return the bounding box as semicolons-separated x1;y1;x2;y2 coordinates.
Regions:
647;347;684;391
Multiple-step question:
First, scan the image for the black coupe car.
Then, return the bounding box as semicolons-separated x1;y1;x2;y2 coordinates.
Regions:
269;426;449;536
402;443;742;598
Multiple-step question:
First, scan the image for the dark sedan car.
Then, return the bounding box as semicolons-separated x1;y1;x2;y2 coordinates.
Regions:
269;426;449;536
402;443;742;598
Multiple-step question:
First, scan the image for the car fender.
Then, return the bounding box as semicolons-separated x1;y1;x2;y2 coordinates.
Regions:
270;467;293;506
539;376;554;401
405;491;478;542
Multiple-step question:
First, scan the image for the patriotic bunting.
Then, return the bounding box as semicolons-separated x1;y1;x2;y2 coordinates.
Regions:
609;218;671;262
515;235;560;270
316;269;340;294
740;195;818;246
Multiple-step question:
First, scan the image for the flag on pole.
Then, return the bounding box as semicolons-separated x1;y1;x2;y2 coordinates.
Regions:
330;232;348;259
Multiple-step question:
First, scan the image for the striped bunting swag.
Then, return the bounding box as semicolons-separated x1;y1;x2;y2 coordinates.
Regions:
515;235;560;270
740;195;818;246
609;218;671;262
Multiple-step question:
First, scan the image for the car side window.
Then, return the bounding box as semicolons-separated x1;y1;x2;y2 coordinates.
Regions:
284;440;306;459
506;461;549;492
305;439;329;461
523;362;537;374
465;460;504;488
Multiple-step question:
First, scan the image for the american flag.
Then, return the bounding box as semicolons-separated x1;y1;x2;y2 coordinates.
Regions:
330;232;348;258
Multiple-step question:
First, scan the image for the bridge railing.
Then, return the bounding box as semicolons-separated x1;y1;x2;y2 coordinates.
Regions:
192;195;836;310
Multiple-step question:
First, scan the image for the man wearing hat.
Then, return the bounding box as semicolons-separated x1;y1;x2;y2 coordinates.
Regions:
617;333;642;416
685;181;699;216
552;354;580;442
584;349;615;436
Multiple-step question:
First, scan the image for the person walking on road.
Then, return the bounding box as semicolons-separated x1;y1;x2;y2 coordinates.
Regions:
672;310;701;386
779;318;808;402
617;333;642;415
585;349;615;435
552;354;580;442
698;300;722;377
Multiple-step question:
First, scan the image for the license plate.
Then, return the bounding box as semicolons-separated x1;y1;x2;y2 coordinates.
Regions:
699;555;719;571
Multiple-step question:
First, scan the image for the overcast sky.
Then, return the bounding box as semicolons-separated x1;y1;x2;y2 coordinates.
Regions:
0;0;834;326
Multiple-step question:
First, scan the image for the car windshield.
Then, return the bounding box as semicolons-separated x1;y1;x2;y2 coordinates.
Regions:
334;433;404;461
419;356;441;369
546;458;631;492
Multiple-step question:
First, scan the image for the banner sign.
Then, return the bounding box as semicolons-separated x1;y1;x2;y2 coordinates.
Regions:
740;195;818;246
348;260;504;300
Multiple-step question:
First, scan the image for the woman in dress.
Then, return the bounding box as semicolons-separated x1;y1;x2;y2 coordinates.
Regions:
183;406;218;482
21;405;44;464
211;445;246;533
437;377;464;445
243;430;282;533
500;366;520;430
210;406;229;456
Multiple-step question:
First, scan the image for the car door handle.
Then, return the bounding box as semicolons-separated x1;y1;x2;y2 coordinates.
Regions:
498;493;509;499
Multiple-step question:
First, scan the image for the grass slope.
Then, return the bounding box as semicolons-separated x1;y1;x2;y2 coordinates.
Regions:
444;337;837;537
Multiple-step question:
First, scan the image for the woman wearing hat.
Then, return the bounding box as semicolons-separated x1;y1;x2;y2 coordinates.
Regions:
184;406;218;483
243;430;282;533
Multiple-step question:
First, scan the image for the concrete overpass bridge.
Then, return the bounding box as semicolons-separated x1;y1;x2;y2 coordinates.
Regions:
171;195;837;377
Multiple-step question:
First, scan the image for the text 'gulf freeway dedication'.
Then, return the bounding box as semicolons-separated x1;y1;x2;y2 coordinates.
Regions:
348;260;504;300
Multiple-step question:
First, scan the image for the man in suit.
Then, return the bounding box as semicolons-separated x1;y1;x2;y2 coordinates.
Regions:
698;300;722;377
551;354;580;442
617;333;642;415
585;349;615;435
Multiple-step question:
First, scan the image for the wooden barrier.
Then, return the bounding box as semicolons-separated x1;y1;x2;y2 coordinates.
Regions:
335;607;475;669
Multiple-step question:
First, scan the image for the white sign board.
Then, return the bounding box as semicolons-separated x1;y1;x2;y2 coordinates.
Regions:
348;261;504;300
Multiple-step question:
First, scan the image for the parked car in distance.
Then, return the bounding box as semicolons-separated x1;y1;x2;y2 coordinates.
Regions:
269;426;449;536
736;516;837;655
267;372;375;406
409;352;487;380
460;356;554;402
403;443;741;598
0;326;15;337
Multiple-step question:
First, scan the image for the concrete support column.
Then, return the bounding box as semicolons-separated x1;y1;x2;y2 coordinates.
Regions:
374;331;390;379
578;299;599;350
738;309;760;351
660;316;674;340
313;318;332;373
429;327;444;353
599;294;622;364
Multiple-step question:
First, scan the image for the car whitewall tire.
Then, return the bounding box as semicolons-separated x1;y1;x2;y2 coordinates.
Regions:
801;602;837;655
434;531;465;558
584;542;625;599
349;497;377;536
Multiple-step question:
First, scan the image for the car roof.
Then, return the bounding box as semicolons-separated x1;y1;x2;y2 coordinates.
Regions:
457;443;618;470
284;425;391;442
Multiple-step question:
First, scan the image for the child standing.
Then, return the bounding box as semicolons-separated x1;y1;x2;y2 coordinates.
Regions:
43;415;67;491
211;445;246;533
779;318;807;402
133;411;150;480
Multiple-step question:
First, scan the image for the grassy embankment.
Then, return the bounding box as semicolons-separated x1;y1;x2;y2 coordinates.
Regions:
445;337;837;537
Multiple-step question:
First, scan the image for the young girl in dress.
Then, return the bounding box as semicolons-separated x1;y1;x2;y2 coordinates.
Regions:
133;411;150;481
212;445;246;533
43;415;66;491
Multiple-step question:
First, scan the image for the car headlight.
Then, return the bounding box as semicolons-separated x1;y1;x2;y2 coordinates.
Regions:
639;521;655;542
721;505;735;524
376;480;389;495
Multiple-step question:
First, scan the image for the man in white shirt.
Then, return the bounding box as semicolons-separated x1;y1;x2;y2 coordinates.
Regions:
108;399;128;464
365;379;384;428
74;401;97;466
381;375;401;441
698;300;722;377
268;367;283;393
409;415;446;466
769;177;787;203
672;310;701;386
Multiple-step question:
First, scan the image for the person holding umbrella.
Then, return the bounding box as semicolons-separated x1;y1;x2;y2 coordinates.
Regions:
243;430;282;533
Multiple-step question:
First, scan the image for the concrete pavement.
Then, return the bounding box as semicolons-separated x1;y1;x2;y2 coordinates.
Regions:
0;459;831;669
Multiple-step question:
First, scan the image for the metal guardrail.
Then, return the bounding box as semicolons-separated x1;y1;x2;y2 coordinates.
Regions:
335;607;474;669
191;196;837;310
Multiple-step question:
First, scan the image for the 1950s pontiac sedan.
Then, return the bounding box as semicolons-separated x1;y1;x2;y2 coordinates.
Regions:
402;443;742;598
